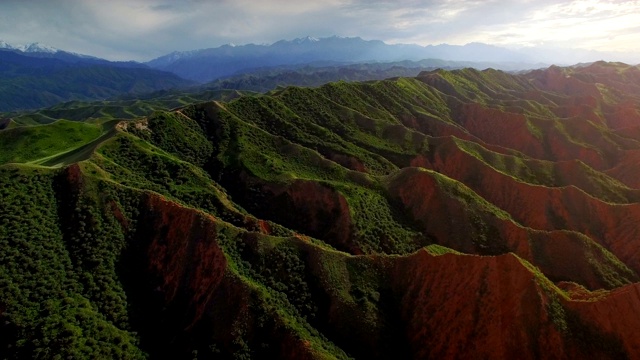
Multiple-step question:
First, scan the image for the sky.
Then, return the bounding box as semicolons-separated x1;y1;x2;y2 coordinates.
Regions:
1;0;640;62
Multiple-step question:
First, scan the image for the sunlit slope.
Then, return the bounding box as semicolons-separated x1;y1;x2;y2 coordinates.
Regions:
0;120;103;165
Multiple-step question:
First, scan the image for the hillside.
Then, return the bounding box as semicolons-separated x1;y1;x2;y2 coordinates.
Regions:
0;50;194;112
4;60;499;126
200;59;515;93
3;62;640;358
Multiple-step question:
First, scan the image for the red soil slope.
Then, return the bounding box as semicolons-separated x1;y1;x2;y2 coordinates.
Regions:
414;142;640;274
386;167;637;289
106;62;640;358
254;178;357;253
131;194;318;358
391;250;639;359
124;194;640;359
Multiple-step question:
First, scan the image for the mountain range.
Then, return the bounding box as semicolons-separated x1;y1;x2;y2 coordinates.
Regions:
4;61;640;358
4;36;640;113
0;42;194;112
144;36;640;83
0;36;537;112
0;41;143;67
145;36;541;82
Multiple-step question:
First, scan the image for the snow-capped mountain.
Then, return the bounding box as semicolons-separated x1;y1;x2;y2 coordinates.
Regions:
145;49;200;68
292;36;319;44
0;40;100;60
0;40;14;50
0;40;147;67
0;40;60;54
18;42;59;53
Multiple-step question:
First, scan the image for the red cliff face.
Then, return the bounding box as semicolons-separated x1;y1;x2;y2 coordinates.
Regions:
551;96;602;124
385;167;637;290
401;136;640;277
326;151;368;173
260;179;357;253
386;167;528;256
391;252;565;359
106;180;640;359
130;193;317;358
528;66;601;99
566;283;640;355
606;149;640;188
63;163;84;188
389;250;638;359
603;100;640;129
450;102;611;168
455;103;544;157
127;190;640;359
428;157;640;276
140;194;228;325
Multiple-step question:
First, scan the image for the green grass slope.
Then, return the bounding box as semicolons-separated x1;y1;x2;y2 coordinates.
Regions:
0;120;102;165
4;63;640;358
7;89;250;125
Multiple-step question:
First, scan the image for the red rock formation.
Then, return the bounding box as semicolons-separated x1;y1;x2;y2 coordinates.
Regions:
326;152;367;173
98;62;640;358
260;179;357;253
141;194;228;325
400;135;640;276
118;189;640;359
132;193;320;358
386;166;637;289
603;100;640;129
566;283;640;355
390;250;637;359
391;252;566;359
606;149;640;188
528;65;601;98
450;102;612;168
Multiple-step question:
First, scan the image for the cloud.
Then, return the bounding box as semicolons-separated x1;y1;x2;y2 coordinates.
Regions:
475;0;640;51
0;0;639;61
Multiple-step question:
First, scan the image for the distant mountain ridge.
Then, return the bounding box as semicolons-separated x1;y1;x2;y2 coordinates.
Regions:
0;46;194;111
0;37;547;112
146;36;539;82
199;58;533;93
0;39;145;68
0;40;60;54
4;36;638;113
20;43;57;53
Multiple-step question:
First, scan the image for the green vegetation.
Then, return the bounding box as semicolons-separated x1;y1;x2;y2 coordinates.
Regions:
203;60;438;93
424;244;462;255
0;62;194;113
6;89;250;125
92;133;251;228
0;165;144;359
0;120;102;164
3;63;640;358
130;111;213;167
452;137;637;203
